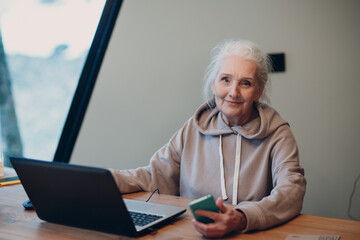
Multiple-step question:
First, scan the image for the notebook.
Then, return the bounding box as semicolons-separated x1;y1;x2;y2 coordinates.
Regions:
10;157;186;236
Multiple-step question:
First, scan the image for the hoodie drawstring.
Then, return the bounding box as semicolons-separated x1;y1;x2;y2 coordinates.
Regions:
233;134;242;205
219;134;242;205
219;135;228;201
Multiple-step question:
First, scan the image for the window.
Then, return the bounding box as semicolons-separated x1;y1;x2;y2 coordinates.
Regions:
0;0;105;167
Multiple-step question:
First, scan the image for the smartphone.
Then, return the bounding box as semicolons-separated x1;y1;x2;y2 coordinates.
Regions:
0;176;21;186
189;194;219;223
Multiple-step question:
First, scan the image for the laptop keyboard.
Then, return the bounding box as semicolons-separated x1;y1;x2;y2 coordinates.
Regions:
128;211;163;227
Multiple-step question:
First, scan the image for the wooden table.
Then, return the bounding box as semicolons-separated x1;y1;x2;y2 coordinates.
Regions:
1;184;359;239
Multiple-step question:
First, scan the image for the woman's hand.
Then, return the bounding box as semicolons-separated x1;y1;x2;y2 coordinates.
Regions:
191;197;247;238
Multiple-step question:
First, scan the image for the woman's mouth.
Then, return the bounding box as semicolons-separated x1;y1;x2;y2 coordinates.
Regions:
224;100;242;106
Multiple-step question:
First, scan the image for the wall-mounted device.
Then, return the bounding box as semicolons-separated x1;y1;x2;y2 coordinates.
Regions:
269;53;285;72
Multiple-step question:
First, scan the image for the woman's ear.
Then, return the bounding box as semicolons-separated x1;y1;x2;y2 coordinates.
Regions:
255;87;264;102
211;81;215;94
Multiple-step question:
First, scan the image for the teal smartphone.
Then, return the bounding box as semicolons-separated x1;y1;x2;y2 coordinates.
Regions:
189;194;219;223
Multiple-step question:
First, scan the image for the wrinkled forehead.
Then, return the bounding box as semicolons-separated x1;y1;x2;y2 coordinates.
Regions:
217;55;259;78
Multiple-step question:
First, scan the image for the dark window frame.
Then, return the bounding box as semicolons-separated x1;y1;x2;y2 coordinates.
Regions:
53;0;123;163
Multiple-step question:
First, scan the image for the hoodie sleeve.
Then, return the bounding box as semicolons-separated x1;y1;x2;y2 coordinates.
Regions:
236;125;306;232
109;123;186;195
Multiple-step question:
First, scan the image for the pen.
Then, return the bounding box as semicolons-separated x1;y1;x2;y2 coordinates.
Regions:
0;180;21;187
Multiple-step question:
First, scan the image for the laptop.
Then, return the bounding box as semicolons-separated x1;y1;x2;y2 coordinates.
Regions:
10;157;186;236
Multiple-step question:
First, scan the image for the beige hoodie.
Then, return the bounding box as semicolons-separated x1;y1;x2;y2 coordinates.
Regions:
111;101;306;232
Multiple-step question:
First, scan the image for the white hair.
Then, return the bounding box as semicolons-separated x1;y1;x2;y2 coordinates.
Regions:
203;39;272;103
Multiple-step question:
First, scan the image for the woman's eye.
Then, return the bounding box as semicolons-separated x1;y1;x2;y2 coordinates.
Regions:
240;80;251;88
221;77;230;82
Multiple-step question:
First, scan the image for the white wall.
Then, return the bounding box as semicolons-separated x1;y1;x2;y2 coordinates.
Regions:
70;0;360;220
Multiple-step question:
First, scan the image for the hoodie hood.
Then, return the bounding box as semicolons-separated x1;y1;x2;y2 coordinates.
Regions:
194;99;289;139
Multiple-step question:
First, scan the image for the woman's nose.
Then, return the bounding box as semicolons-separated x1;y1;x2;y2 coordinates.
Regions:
229;84;240;97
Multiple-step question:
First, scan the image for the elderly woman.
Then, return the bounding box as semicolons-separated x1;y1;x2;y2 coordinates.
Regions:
112;40;306;237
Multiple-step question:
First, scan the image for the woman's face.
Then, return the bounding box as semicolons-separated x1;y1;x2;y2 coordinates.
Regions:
211;56;263;126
